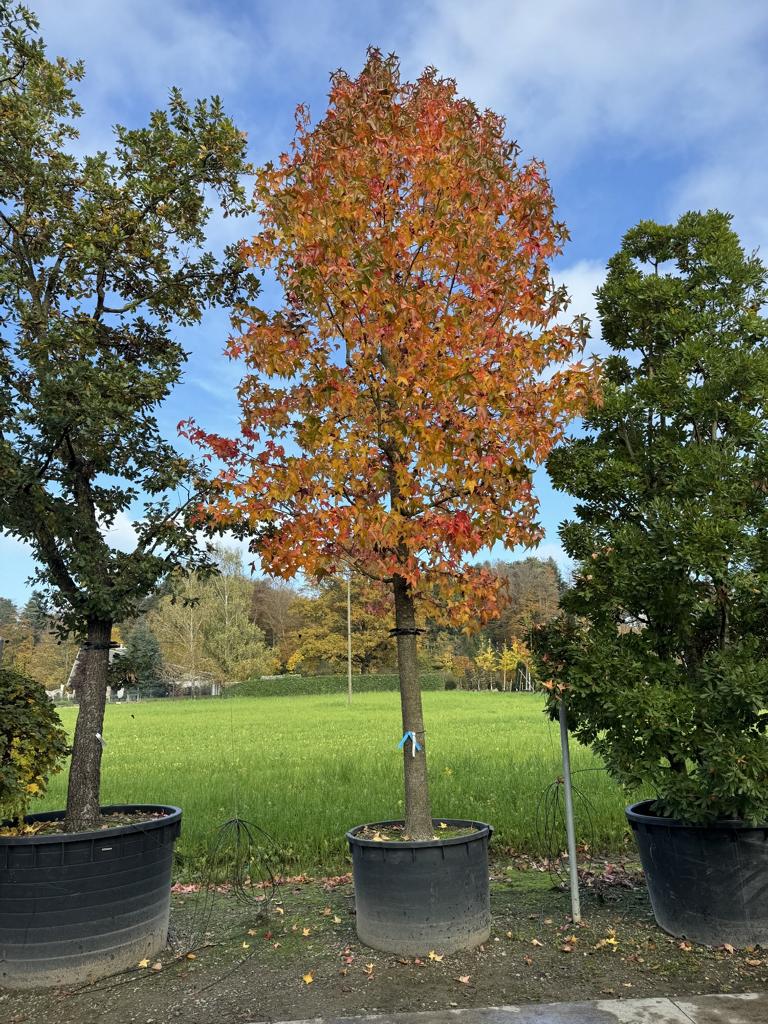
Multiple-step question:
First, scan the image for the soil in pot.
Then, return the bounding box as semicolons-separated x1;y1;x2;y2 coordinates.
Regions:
0;804;182;989
347;817;492;956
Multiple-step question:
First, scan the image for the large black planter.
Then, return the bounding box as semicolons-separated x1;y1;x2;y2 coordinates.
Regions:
346;818;492;955
0;804;182;989
627;799;768;947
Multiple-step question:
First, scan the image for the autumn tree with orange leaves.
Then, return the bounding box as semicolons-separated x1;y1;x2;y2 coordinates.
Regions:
185;51;598;838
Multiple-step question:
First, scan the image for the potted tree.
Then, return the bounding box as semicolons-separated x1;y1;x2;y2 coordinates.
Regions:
186;51;596;954
531;211;768;947
0;5;257;986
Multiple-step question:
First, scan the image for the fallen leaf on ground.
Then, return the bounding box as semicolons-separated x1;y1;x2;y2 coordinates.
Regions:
722;943;735;954
151;962;162;972
302;927;312;937
560;944;573;953
363;963;375;976
523;955;533;965
746;958;763;967
428;950;444;961
333;915;342;924
137;958;150;969
247;928;258;936
457;975;471;984
242;942;251;950
274;906;285;915
186;953;196;960
531;938;543;947
321;907;332;916
678;941;693;951
302;970;314;985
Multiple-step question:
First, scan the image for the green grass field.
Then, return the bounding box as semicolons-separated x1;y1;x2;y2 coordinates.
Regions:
42;691;637;875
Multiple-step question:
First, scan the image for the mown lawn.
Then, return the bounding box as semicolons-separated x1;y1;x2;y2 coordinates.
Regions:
42;691;636;874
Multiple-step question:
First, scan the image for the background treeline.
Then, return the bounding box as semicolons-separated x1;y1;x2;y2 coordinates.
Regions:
0;549;564;692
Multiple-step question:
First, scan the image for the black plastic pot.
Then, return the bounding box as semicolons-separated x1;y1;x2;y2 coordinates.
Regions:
346;818;492;955
0;804;182;988
627;799;768;947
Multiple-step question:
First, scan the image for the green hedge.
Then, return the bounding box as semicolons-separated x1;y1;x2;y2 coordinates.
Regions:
226;671;448;698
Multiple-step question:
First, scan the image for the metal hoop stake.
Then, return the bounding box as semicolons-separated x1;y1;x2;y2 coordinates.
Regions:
559;699;582;924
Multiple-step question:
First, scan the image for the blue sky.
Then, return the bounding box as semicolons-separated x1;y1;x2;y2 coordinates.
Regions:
2;0;767;607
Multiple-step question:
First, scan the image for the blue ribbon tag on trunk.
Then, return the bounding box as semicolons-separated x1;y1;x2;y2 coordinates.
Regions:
398;731;422;757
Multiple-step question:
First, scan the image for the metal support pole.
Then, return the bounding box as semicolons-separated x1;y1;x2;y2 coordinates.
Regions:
347;573;352;705
559;699;581;924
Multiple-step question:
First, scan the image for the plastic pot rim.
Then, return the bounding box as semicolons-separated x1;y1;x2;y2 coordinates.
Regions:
626;799;767;833
346;817;493;850
0;804;182;846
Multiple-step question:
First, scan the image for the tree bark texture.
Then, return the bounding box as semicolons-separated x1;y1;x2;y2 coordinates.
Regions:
64;617;112;832
393;573;433;839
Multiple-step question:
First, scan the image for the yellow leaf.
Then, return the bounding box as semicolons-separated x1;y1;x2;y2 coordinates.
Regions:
333;915;342;924
274;906;285;915
531;938;543;947
363;962;375;975
439;822;448;830
302;927;311;937
428;950;444;961
302;970;314;984
138;958;150;969
242;942;251;949
186;952;197;960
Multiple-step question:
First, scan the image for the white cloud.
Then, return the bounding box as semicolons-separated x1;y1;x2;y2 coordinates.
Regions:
101;511;139;553
405;1;767;164
671;147;768;256
556;259;605;358
34;1;252;130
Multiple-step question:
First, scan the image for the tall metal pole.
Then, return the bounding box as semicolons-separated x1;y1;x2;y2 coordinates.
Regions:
559;700;581;924
347;573;352;705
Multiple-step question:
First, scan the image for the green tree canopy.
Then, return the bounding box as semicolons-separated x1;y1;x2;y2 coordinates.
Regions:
532;210;768;823
0;3;258;828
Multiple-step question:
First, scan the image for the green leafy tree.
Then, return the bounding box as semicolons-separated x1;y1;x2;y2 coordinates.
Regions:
532;211;768;824
114;620;164;693
0;666;70;826
0;597;16;627
0;5;258;829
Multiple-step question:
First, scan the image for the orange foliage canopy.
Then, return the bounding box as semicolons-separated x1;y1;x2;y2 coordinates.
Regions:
185;50;598;625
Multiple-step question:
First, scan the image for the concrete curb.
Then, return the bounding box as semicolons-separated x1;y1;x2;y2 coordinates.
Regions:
250;991;768;1024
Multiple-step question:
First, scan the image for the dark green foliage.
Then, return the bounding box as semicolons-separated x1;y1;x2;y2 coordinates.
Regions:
0;597;16;626
0;3;259;827
112;621;164;693
227;671;448;698
0;667;70;826
0;3;258;633
531;211;768;824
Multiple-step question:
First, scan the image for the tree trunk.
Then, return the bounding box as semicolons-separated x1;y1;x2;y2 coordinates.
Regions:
65;617;112;832
392;574;433;840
